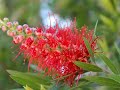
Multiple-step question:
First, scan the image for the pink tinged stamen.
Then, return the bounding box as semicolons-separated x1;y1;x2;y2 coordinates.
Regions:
12;51;22;61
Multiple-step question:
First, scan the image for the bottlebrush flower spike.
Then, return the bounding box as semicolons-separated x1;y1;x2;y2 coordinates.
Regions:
0;18;98;86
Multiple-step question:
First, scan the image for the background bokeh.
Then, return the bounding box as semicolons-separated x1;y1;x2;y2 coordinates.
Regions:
0;0;120;90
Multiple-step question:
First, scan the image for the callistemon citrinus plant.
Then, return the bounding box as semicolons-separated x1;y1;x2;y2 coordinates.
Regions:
0;18;97;86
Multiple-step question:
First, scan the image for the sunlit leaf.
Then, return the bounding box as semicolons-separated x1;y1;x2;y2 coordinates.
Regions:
23;85;33;90
40;85;46;90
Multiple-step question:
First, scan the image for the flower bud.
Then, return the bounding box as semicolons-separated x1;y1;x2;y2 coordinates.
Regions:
7;22;12;28
32;27;37;32
13;36;19;44
1;26;7;32
13;21;19;26
25;27;32;35
17;25;23;32
13;35;24;44
0;19;4;27
3;17;9;22
35;28;42;36
7;30;16;37
23;24;29;29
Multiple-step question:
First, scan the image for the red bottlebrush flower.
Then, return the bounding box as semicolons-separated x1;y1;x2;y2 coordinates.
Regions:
0;18;97;86
19;23;97;86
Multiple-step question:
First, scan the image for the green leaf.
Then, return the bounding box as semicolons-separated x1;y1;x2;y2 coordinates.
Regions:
97;54;119;74
12;89;24;90
94;19;98;37
115;43;120;55
83;37;94;57
10;75;40;90
108;75;120;83
70;79;91;90
55;73;72;80
74;61;103;72
49;82;70;90
84;76;120;88
7;70;52;90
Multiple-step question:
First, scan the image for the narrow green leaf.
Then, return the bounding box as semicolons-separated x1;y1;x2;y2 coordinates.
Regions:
74;61;102;72
7;70;52;90
55;73;73;80
115;43;120;55
10;75;40;90
108;75;120;84
97;54;119;74
12;89;24;90
7;70;51;85
94;19;98;37
84;76;120;88
83;37;94;57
